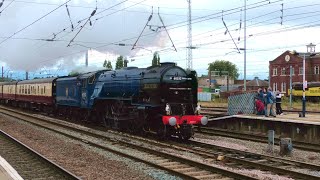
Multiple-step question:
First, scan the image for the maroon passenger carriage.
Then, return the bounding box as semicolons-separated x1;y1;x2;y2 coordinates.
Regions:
15;78;57;111
0;81;17;104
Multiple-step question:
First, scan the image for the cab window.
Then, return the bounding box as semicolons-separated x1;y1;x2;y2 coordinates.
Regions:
88;75;95;84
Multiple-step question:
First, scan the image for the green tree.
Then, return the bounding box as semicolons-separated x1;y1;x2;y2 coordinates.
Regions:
152;51;160;66
208;60;239;80
103;60;113;69
115;55;124;69
68;71;80;76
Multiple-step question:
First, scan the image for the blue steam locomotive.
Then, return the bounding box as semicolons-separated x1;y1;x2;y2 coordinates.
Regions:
0;62;208;139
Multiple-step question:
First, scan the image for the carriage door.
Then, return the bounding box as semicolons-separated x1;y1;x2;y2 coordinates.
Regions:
81;79;88;108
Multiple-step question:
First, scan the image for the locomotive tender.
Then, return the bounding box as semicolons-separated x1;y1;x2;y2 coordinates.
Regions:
0;62;207;139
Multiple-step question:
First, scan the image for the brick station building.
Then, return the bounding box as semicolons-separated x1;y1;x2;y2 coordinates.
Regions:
269;48;320;95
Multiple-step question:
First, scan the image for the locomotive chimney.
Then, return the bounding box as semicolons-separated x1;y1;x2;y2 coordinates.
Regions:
124;58;128;67
85;50;88;67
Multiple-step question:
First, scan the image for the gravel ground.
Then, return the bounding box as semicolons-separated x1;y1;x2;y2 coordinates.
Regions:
194;134;320;165
0;114;181;180
2;109;317;179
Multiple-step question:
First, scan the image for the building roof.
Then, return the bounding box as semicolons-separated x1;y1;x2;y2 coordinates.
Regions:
245;77;268;87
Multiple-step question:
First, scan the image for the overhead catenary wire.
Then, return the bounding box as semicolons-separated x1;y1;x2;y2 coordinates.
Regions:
0;0;71;46
48;0;279;47
5;0;320;71
66;7;97;47
221;11;240;53
65;4;74;31
2;6;319;51
0;0;15;15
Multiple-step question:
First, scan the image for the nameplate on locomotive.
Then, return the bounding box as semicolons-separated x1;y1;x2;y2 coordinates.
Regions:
143;84;158;89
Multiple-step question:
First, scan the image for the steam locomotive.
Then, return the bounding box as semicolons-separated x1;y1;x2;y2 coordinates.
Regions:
0;62;207;140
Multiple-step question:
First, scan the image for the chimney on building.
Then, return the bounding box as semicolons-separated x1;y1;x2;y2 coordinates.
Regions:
26;71;28;80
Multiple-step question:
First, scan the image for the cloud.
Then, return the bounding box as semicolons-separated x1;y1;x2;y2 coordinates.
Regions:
0;0;173;71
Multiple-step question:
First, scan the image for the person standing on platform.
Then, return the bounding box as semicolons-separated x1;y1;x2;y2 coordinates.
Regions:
266;87;276;117
255;98;265;115
276;90;284;115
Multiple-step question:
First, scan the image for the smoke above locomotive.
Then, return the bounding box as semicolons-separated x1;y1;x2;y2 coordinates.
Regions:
0;0;170;72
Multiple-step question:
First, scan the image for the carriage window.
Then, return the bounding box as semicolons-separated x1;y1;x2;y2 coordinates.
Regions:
44;86;46;94
69;87;73;96
66;87;69;96
28;85;31;94
38;86;39;94
88;75;95;84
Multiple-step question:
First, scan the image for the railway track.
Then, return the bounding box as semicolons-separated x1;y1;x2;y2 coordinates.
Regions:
0;106;255;180
196;127;320;153
1;106;320;179
199;106;320;152
0;130;79;180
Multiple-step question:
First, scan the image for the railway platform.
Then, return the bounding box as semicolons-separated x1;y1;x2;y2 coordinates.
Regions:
0;155;23;180
207;112;320;144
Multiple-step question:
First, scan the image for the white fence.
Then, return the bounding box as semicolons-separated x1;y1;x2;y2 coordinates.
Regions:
198;92;213;102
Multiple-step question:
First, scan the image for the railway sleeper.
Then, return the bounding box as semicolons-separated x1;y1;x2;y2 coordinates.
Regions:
194;174;222;179
158;161;180;166
165;164;187;169
184;170;211;176
173;167;197;172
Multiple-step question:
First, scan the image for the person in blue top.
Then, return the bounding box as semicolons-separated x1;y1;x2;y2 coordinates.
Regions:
266;87;276;117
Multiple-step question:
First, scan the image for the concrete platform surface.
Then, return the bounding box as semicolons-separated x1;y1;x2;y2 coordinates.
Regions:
234;113;320;125
209;113;320;125
0;156;23;180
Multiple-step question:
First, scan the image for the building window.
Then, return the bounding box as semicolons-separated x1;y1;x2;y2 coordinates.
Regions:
314;66;320;75
273;68;277;76
291;67;295;75
281;82;286;93
299;67;303;75
281;68;286;75
273;83;278;91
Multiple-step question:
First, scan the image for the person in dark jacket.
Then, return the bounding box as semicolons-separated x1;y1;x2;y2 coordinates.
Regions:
276;90;283;115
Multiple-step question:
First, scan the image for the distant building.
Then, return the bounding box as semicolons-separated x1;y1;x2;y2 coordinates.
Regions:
269;50;320;95
238;77;269;91
198;75;210;88
198;72;235;89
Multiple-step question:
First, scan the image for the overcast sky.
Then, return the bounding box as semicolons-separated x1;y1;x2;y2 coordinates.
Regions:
1;0;319;80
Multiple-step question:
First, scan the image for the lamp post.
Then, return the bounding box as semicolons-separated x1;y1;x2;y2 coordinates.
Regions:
302;43;316;117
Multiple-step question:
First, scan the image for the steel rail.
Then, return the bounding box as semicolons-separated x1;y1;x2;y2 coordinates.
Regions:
1;106;319;179
0;106;255;180
196;127;320;153
0;130;80;180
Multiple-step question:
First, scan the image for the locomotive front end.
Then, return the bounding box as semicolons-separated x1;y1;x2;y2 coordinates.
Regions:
143;62;207;140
